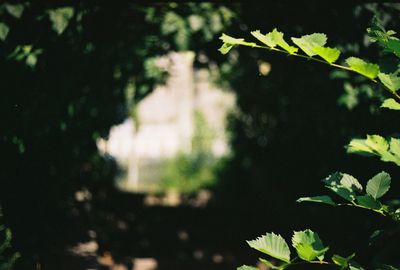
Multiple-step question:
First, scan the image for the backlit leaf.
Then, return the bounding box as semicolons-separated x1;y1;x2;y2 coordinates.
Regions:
220;33;257;46
5;3;24;18
268;28;298;54
259;258;280;269
296;195;336;206
48;7;75;35
313;46;340;64
323;172;362;201
332;253;355;268
237;265;259;270
218;43;234;54
219;33;257;54
291;33;327;56
347;135;400;166
247;232;291;262
345;57;379;79
366;172;391;199
292;229;328;261
381;98;400;110
378;73;400;93
251;30;276;48
0;22;10;41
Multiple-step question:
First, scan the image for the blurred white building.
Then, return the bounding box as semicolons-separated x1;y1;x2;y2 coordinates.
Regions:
97;52;235;190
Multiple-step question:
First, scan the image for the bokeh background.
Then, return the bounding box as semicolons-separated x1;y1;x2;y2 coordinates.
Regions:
1;2;400;270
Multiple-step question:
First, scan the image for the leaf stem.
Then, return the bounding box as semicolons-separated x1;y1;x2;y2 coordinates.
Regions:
336;202;387;216
250;44;400;102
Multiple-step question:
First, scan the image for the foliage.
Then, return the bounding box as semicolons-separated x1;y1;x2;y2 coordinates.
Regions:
347;135;400;166
161;111;220;193
0;223;19;270
0;2;235;267
240;229;361;270
220;13;400;270
297;171;394;218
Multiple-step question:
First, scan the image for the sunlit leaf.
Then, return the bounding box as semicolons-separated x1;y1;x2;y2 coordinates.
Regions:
218;43;234;54
345;57;379;79
219;33;257;54
332;253;355;268
313;46;340;64
0;22;10;41
291;33;327;56
381;98;400;110
5;3;24;18
292;229;328;262
296;195;336;206
366;171;391;199
323;172;362;202
259;258;280;269
251;30;276;48
268;28;298;54
219;33;256;46
347;135;400;166
378;73;400;93
48;7;75;35
237;265;259;270
247;232;291;262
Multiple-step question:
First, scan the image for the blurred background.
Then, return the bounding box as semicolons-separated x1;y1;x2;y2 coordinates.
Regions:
1;2;400;270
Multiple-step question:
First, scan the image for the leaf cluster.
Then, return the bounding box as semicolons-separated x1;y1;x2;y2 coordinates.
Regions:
297;171;399;220
239;230;362;270
219;26;400;106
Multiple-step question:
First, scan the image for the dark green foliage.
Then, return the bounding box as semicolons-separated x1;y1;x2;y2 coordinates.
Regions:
0;2;233;267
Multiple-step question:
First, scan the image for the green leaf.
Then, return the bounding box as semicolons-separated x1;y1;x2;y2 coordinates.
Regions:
387;38;400;58
323;172;362;201
381;98;400;110
237;265;259;270
218;43;234;54
259;258;280;269
220;33;257;46
296;195;336;206
5;3;24;19
378;73;400;93
366;172;391;199
251;30;276;48
291;33;327;56
390;138;400;157
291;229;328;262
347;135;400;166
268;28;298;54
345;57;380;79
0;22;10;41
247;232;291;262
356;195;382;210
48;7;75;35
349;260;365;270
332;253;355;269
367;16;396;47
376;264;400;270
313;46;340;64
369;230;385;246
219;33;257;54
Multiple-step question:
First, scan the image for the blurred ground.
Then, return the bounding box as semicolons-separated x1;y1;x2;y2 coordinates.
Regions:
41;190;263;270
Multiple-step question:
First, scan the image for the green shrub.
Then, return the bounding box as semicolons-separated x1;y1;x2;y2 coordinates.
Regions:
220;16;400;269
